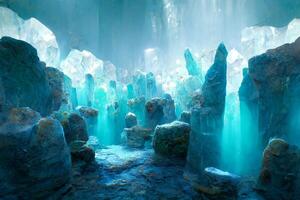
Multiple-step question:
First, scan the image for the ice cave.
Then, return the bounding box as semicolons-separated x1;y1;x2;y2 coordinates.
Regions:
1;0;300;199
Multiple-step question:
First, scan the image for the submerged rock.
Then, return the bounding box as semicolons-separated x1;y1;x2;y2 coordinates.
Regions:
153;121;190;158
0;107;71;199
0;37;52;116
255;139;300;200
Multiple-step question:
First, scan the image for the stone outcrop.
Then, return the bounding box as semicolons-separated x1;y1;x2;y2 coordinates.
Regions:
53;111;95;164
246;37;300;144
0;107;72;199
179;111;191;124
192;167;241;200
122;126;152;148
238;68;259;110
125;112;138;128
46;67;76;112
144;96;177;130
187;43;228;173
0;36;52;116
256;139;300;200
70;141;95;164
59;113;89;145
153;121;190;158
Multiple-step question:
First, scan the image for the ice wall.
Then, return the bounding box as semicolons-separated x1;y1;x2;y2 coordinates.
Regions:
0;7;60;66
241;18;300;59
59;49;104;87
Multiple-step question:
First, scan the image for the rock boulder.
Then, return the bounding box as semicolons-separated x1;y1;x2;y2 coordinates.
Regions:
153;121;190;158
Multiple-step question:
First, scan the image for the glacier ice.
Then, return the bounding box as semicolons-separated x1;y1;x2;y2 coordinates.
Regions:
59;49;104;87
0;6;23;39
0;7;60;66
241;26;285;59
241;18;300;59
285;18;300;44
103;61;117;82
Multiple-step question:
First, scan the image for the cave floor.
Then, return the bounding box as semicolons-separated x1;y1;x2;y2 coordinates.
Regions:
64;145;262;200
65;145;201;200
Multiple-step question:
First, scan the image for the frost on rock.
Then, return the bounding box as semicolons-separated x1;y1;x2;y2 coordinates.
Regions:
0;7;60;66
60;49;104;87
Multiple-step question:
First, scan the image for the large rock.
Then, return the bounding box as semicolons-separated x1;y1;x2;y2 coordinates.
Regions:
59;112;89;145
255;139;300;200
247;37;300;144
0;107;72;199
187;43;228;173
144;96;177;130
122;126;152;148
0;37;52;116
179;111;191;124
153;121;190;158
70;141;95;164
192;167;241;200
46;67;75;112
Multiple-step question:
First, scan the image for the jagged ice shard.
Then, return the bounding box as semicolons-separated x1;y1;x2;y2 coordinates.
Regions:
0;7;60;66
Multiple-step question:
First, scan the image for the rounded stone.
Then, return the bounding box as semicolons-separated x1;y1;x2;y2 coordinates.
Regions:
153;121;190;158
